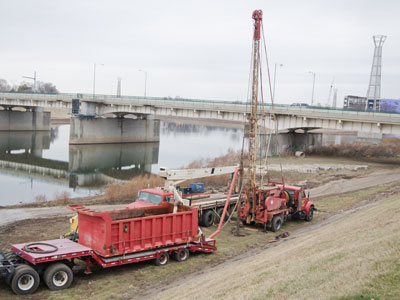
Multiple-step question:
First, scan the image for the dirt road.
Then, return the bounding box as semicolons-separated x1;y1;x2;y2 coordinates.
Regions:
0;204;126;227
310;168;400;198
1;168;399;227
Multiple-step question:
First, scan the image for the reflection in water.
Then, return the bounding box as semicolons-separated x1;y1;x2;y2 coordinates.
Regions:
0;121;244;205
0;131;50;154
68;142;159;188
7;122;389;205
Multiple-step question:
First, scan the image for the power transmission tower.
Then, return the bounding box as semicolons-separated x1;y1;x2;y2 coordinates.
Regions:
117;77;121;97
366;35;386;111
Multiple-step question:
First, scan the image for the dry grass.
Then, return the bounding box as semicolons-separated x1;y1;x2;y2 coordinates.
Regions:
185;148;242;169
154;193;400;300
34;194;47;203
103;174;164;202
306;138;400;158
54;191;71;205
1;183;399;300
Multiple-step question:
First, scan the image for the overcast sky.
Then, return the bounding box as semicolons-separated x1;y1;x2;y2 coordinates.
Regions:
1;0;399;106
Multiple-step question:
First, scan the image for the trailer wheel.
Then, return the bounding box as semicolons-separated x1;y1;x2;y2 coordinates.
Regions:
271;215;283;232
305;207;314;222
202;210;215;227
10;265;40;295
215;207;228;224
44;262;73;291
155;252;169;266
174;248;190;262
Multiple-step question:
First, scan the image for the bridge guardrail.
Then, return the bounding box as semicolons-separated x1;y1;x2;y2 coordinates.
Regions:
1;91;399;122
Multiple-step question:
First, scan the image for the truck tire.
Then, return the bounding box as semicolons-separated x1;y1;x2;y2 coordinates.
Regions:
305;207;314;222
202;210;215;227
11;265;40;295
44;262;73;291
271;215;283;232
215;207;228;224
155;252;169;266
174;248;190;262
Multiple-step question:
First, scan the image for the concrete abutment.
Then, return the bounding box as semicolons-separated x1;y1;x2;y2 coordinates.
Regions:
0;109;50;131
69;117;160;144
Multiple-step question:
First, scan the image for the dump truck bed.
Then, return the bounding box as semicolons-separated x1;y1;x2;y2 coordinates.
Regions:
68;203;199;257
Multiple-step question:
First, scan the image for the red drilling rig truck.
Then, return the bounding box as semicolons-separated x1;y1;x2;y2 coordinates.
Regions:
238;10;314;231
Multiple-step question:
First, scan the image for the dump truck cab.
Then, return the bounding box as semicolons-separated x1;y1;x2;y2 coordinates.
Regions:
126;189;174;209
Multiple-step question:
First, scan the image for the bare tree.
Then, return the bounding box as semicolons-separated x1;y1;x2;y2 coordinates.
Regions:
0;79;11;91
37;81;59;93
17;82;34;92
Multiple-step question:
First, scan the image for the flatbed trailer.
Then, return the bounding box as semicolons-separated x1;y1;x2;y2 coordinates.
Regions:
1;237;216;295
0;168;239;295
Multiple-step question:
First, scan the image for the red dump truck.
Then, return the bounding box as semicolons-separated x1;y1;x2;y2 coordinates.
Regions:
0;168;239;295
0;204;215;295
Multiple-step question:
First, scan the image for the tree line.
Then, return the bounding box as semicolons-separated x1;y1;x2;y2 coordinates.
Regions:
0;78;59;93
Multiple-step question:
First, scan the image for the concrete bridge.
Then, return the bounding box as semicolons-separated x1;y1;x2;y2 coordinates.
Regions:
1;92;400;143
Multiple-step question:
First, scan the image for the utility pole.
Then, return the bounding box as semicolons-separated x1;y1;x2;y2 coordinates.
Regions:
272;63;283;102
22;71;37;92
139;69;147;98
117;77;122;97
93;63;104;100
309;71;316;105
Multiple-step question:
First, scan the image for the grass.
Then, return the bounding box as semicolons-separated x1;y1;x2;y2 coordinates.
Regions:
1;182;400;300
103;174;164;202
306;138;400;159
154;191;400;300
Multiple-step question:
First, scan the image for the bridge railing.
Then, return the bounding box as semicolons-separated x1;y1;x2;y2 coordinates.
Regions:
1;91;399;118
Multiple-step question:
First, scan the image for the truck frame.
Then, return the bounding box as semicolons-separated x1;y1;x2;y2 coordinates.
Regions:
0;168;239;296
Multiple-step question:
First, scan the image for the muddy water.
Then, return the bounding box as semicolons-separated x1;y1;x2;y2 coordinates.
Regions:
0;122;243;205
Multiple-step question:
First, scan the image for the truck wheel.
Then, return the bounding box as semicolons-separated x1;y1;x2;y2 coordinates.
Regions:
174;248;190;262
155;252;169;266
215;207;228;224
44;262;73;291
305;207;314;222
11;265;40;295
202;210;215;227
271;215;283;232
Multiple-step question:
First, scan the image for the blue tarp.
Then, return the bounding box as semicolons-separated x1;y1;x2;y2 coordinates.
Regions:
380;99;400;113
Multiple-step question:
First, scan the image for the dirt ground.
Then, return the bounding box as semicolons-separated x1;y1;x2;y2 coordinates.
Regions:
1;157;400;299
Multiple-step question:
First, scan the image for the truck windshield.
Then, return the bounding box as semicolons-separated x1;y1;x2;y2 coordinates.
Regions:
138;192;162;205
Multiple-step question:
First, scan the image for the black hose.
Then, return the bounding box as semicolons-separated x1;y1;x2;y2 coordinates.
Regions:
23;242;58;254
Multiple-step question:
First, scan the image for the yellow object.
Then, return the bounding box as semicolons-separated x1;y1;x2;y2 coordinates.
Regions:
70;215;78;233
63;215;79;239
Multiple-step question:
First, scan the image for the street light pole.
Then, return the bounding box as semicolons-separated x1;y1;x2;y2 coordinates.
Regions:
272;63;283;102
309;71;316;105
22;71;37;92
93;63;104;100
138;69;147;98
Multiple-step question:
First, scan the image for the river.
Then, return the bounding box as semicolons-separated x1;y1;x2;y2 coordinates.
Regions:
0;121;243;205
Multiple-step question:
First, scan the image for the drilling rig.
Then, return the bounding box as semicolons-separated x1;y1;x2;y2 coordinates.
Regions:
238;10;315;231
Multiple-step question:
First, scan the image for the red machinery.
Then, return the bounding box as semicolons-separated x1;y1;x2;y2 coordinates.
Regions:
0;168;239;295
238;10;314;231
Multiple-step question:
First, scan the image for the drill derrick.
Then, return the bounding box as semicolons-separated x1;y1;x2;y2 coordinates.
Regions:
245;9;263;223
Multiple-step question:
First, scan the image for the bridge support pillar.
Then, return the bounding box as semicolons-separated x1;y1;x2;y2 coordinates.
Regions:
0;108;50;131
69;117;160;144
259;132;322;156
